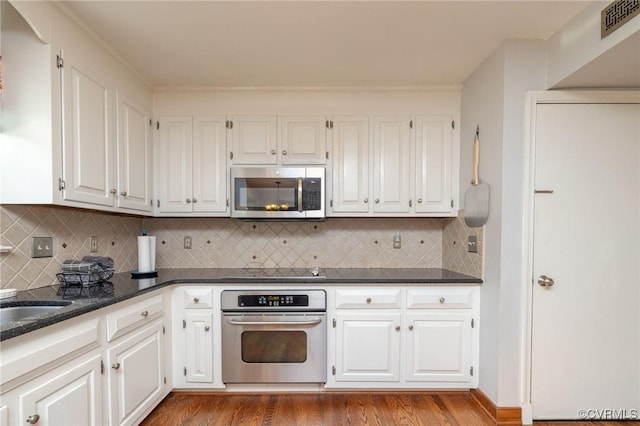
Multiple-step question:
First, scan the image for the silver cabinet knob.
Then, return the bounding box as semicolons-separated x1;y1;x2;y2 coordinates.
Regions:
366;297;372;303
26;415;40;424
193;297;200;303
192;198;198;203
375;198;380;203
395;325;400;331
537;275;555;287
408;324;414;331
186;198;192;203
271;149;277;155
120;191;128;196
364;198;368;203
110;189;117;194
111;363;121;370
140;310;149;317
204;326;210;331
439;297;445;304
282;150;287;155
418;198;423;203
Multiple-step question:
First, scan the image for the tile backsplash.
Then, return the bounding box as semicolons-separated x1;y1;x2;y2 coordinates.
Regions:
1;205;483;290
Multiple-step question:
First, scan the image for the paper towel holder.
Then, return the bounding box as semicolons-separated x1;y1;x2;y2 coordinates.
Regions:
131;270;158;279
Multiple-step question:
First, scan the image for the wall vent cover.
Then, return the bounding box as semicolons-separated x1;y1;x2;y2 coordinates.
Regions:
601;0;639;38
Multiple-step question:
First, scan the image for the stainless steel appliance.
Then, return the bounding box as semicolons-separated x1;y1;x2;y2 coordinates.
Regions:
230;167;325;219
221;289;327;384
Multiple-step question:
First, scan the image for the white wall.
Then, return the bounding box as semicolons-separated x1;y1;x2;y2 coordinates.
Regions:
461;40;547;406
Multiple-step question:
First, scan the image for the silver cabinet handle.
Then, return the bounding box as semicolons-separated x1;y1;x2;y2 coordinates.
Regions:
271;149;277;155
395;325;400;331
192;198;198;203
120;191;128;196
204;326;210;331
364;198;368;203
537;275;555;287
366;297;372;303
140;310;149;317
439;297;445;303
186;198;192;203
297;177;303;213
282;150;287;155
112;363;121;370
26;415;40;424
408;324;414;331
110;189;117;194
418;198;423;203
193;297;200;303
375;198;380;204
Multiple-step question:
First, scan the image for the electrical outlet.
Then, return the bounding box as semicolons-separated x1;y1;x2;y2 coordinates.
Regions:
32;237;54;258
90;236;98;253
393;232;401;249
468;235;478;253
184;236;192;249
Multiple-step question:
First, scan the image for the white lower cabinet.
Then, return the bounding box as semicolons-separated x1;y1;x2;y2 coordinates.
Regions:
184;312;214;383
106;320;165;426
8;353;102;426
329;286;478;389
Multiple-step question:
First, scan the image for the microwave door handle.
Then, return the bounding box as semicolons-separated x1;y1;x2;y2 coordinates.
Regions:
298;177;303;212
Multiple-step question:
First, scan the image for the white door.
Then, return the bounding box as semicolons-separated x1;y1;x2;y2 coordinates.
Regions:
531;103;640;419
193;116;228;214
116;93;152;212
373;116;412;213
184;312;214;383
229;116;277;164
335;312;401;382
279;115;327;165
156;117;193;213
330;116;370;214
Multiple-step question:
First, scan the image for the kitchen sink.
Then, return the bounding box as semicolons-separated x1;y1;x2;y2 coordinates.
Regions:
0;301;73;325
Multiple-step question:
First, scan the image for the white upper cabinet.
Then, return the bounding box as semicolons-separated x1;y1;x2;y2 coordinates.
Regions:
330;116;370;213
414;116;453;214
156;116;228;215
116;94;153;212
373;116;412;214
279;116;328;165
228;115;327;165
228;116;278;164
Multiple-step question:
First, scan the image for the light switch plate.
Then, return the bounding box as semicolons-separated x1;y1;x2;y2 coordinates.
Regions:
32;237;54;258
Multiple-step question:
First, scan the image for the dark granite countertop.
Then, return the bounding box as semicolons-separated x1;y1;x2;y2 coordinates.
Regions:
0;268;481;342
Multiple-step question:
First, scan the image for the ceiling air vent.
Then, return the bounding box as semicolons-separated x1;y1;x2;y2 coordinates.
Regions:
601;0;640;38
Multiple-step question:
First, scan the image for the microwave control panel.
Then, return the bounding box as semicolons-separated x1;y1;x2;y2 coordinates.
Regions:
302;178;322;210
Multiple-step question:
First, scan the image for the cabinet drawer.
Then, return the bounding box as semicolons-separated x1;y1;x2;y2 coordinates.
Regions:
184;288;214;309
335;289;401;309
406;288;475;309
106;295;163;342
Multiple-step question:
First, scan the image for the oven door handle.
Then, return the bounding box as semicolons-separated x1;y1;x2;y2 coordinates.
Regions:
226;318;322;326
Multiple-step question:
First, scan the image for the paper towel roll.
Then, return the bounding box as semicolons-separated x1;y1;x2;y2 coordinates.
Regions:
149;236;156;271
138;236;153;272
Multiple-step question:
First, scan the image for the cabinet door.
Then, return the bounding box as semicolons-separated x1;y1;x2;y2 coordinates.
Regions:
184;313;214;383
405;312;472;382
414;116;453;214
280;116;327;165
330;116;370;214
193;116;228;213
229;116;277;165
373;116;412;213
61;53;115;207
17;354;102;426
116;93;152;212
157;117;193;213
107;321;164;426
335;312;401;382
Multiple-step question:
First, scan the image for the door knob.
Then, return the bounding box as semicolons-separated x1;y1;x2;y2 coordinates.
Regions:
26;414;40;424
537;275;555;287
111;363;121;370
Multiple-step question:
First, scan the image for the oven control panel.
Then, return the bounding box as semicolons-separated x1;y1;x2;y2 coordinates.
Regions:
238;294;309;307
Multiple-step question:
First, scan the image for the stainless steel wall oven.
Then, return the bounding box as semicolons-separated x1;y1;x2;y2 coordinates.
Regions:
221;289;327;384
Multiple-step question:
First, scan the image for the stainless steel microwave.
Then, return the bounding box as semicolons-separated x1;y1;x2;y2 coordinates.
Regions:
230;167;325;219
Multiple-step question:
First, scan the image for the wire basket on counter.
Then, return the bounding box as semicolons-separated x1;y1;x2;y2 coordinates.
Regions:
56;269;114;298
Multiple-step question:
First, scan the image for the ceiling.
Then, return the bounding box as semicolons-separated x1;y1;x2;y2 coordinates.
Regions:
60;1;592;88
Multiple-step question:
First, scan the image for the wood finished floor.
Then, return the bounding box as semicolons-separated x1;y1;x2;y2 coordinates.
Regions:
140;392;637;426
